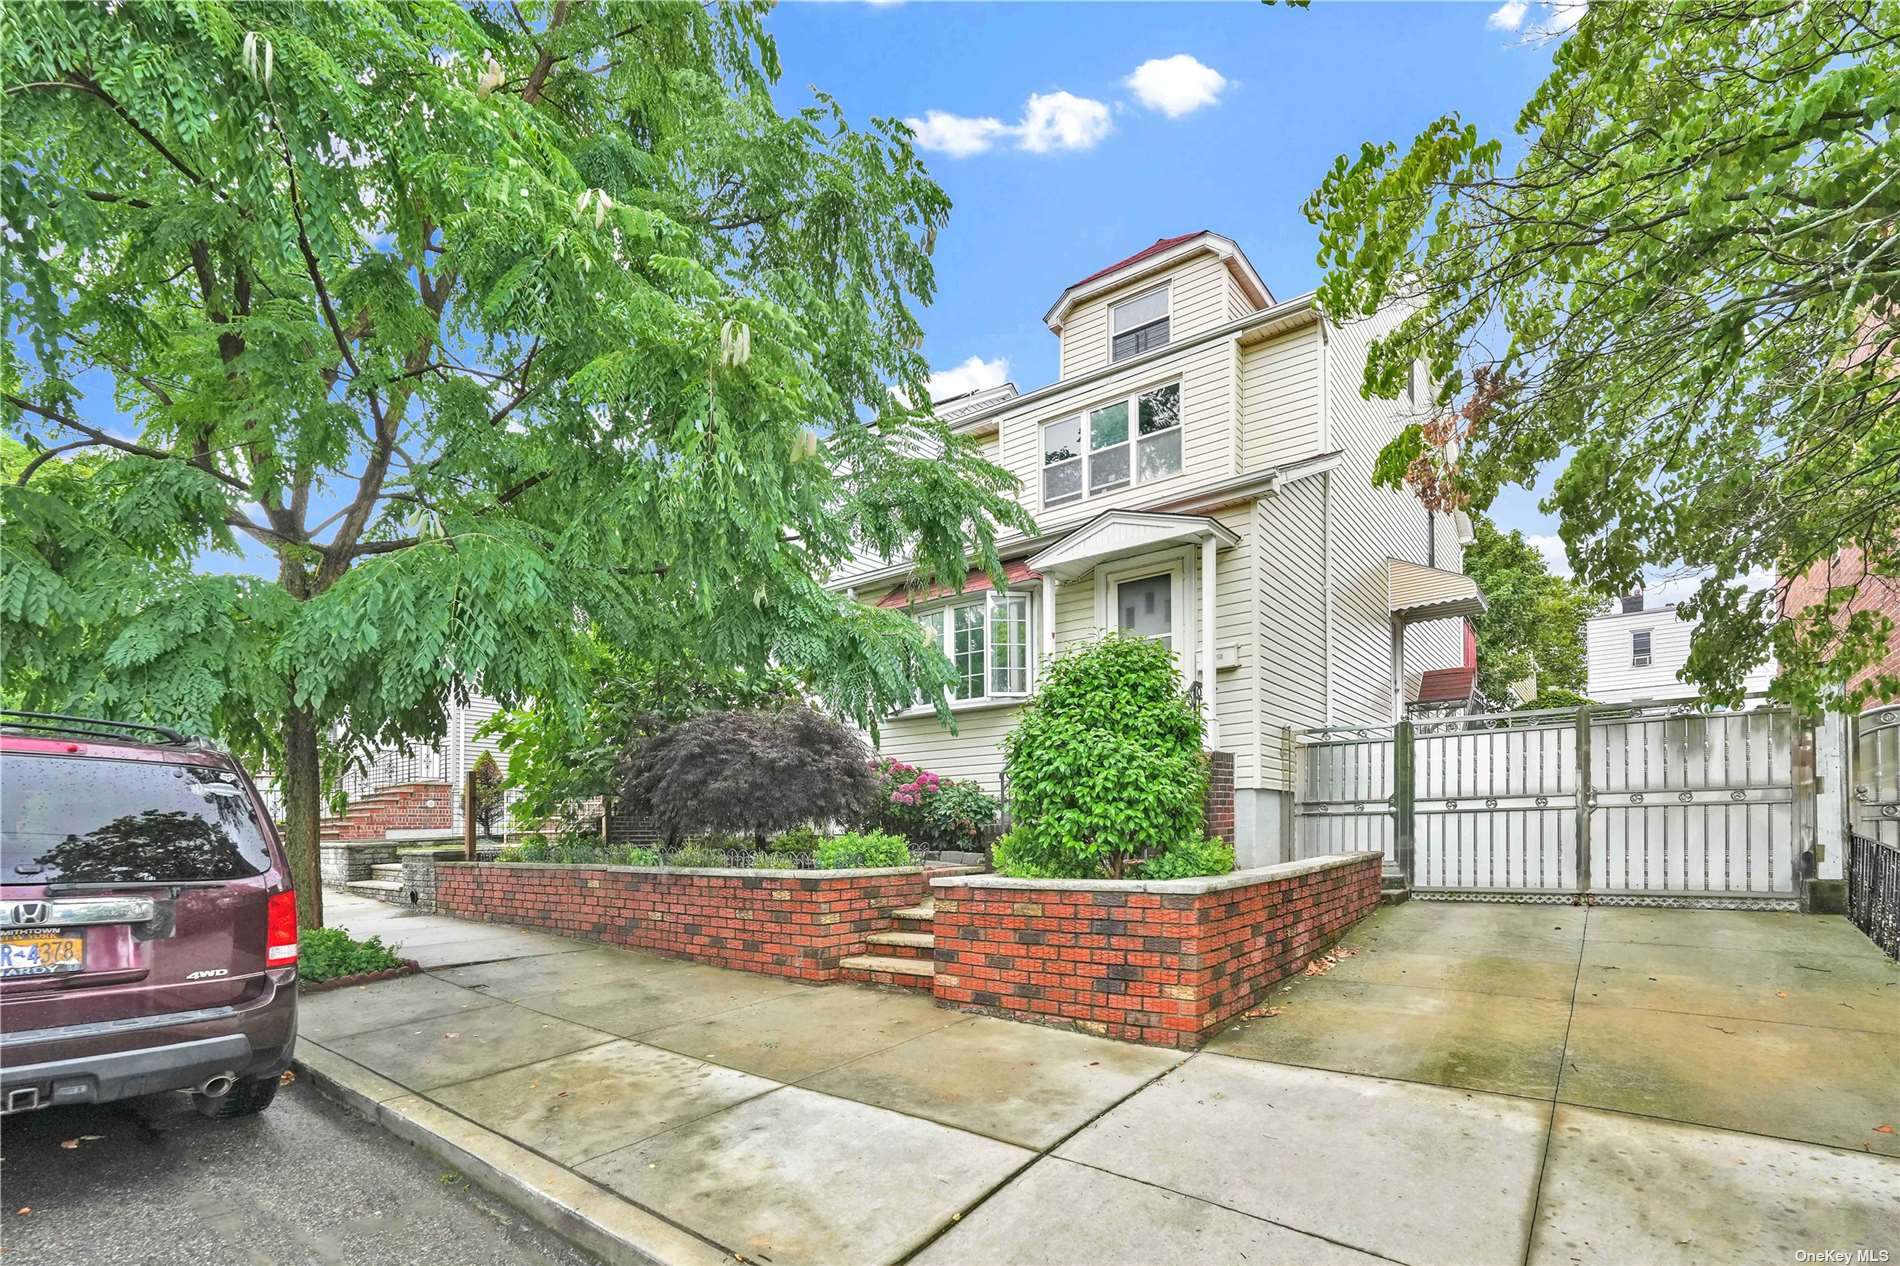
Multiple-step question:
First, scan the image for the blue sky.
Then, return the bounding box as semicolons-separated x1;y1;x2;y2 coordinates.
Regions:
767;0;1580;564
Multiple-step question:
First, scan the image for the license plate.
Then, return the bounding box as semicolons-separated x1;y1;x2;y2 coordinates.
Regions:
0;930;85;979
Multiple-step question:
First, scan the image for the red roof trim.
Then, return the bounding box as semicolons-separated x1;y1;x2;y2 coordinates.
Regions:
874;560;1042;609
1069;232;1208;291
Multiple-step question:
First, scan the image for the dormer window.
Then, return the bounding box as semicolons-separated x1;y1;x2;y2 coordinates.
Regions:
1110;285;1170;362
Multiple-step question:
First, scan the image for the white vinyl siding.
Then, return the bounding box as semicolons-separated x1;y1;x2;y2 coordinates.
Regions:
1322;307;1465;726
1235;324;1323;473
1584;609;1774;704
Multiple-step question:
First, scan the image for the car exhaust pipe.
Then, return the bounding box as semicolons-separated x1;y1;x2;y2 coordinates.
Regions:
198;1073;237;1099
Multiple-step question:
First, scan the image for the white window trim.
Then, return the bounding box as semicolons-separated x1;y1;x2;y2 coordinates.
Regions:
1041;379;1184;511
1109;284;1172;363
1094;548;1193;680
899;589;1037;716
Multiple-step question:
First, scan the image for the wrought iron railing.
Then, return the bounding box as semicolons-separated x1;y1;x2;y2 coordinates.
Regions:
1847;832;1899;961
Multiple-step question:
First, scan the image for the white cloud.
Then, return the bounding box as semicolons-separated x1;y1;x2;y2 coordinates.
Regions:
1543;0;1587;31
1124;54;1229;118
1016;91;1115;154
905;110;1014;159
927;355;1010;402
1526;534;1572;577
905;91;1113;159
1486;0;1528;30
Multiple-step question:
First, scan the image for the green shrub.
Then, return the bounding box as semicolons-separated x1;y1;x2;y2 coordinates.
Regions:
999;634;1223;879
771;825;824;855
1136;836;1236;881
499;836;552;862
814;830;911;869
613;845;663;866
750;852;804;870
300;927;404;983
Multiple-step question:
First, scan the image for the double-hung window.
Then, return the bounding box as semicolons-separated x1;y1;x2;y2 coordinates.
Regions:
1110;286;1170;362
1042;382;1182;508
914;591;1032;703
1631;629;1652;668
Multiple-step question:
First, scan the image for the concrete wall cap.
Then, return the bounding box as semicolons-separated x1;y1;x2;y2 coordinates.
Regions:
928;852;1379;895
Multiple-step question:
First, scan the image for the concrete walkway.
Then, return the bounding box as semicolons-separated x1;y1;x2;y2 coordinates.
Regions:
304;892;1900;1266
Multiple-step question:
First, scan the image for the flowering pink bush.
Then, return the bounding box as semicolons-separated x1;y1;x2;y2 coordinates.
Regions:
866;757;996;850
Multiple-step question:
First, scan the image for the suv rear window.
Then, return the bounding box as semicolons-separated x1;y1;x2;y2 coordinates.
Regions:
2;755;272;884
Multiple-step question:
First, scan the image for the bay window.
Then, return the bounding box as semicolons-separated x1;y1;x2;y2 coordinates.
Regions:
1042;382;1182;508
914;591;1032;703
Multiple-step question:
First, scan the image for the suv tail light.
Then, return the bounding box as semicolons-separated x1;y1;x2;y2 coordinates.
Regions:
266;890;298;967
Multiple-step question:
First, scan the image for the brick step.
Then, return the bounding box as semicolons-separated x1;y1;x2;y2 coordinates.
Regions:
864;930;934;960
840;954;934;991
345;879;403;900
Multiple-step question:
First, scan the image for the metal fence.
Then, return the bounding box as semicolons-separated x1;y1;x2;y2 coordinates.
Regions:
1846;833;1900;960
1294;699;1808;909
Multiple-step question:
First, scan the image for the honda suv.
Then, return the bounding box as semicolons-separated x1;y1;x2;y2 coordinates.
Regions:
0;712;297;1119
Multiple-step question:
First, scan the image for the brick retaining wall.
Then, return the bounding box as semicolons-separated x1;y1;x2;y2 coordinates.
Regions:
930;852;1382;1048
434;863;937;981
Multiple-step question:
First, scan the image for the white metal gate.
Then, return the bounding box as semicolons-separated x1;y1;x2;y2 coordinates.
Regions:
1295;700;1808;909
1852;705;1900;848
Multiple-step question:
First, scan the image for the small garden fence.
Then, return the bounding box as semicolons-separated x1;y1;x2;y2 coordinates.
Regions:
1846;833;1899;960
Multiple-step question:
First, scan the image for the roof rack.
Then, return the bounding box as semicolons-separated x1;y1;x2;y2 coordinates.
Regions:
0;710;192;748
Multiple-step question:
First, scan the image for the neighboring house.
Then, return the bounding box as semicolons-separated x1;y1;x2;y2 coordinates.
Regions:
1584;590;1776;704
1780;546;1900;702
306;693;512;841
834;231;1482;868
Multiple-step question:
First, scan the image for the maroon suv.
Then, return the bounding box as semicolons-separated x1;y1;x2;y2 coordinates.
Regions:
0;712;297;1119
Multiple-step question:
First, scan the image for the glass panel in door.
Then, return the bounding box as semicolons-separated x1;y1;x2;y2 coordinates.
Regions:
1116;574;1173;651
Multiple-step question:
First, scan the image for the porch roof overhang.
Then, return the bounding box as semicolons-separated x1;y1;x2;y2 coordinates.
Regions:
1028;510;1239;583
1388;558;1487;622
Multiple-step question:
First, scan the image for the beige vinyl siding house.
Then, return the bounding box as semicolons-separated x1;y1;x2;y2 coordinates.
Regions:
837;232;1483;866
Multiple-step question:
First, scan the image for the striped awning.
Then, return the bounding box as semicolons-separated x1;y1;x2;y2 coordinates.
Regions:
1388;558;1487;621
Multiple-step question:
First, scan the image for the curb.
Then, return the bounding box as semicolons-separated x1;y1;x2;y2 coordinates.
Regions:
293;1042;730;1266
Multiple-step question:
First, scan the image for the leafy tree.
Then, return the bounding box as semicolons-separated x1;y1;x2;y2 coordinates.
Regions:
489;631;793;831
1306;0;1899;712
1;1;1032;925
620;706;877;846
1460;512;1593;710
997;635;1221;880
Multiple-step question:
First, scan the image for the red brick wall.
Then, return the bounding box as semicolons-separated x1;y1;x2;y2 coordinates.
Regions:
932;853;1382;1048
434;863;932;981
1204;750;1235;845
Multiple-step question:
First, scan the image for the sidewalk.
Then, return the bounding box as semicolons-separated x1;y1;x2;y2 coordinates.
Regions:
301;892;1900;1266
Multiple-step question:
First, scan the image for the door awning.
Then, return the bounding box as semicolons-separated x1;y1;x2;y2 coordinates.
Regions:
1028;511;1239;583
1388;558;1487;621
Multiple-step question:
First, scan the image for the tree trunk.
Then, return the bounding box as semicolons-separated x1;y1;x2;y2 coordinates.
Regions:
281;706;326;930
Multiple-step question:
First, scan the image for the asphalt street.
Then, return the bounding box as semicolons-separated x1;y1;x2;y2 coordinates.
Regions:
0;1076;599;1266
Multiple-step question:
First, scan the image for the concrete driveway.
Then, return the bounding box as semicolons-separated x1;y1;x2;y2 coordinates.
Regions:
308;892;1900;1266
